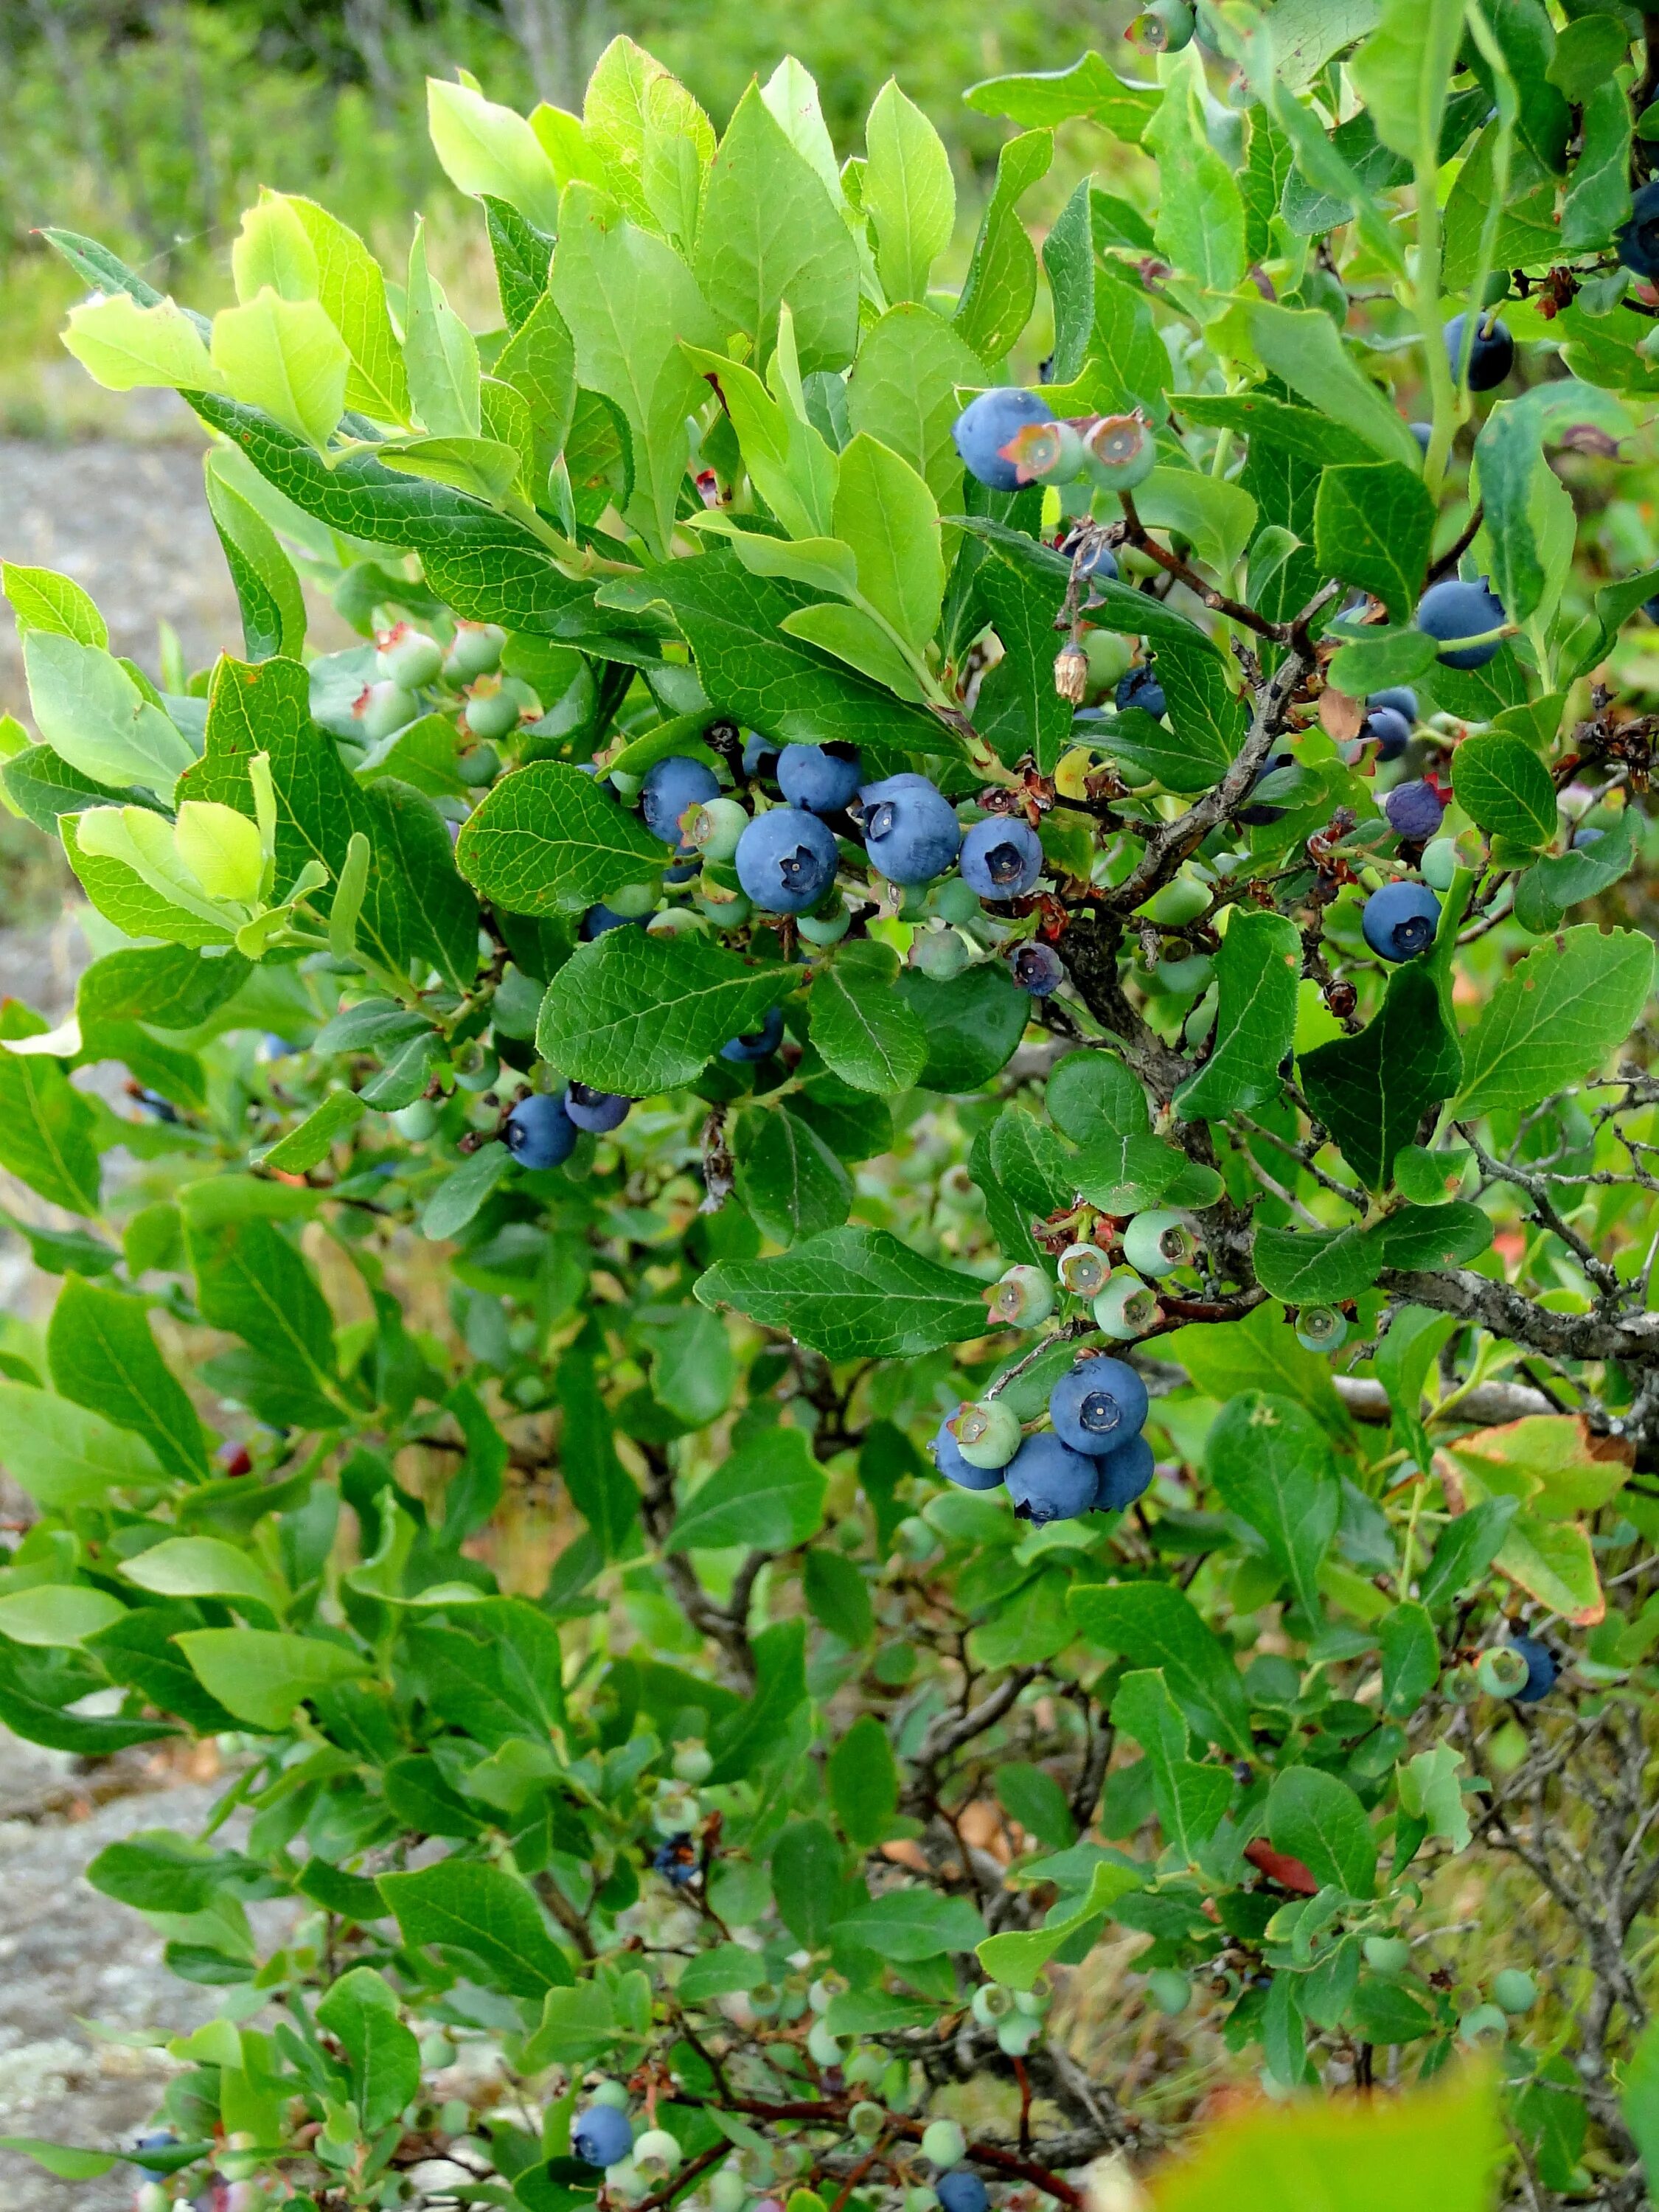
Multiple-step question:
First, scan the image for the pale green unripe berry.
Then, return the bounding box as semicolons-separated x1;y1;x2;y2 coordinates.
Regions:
684;796;749;863
606;880;659;918
672;1739;712;1784
1295;1304;1347;1352
798;903;852;945
698;887;751;926
807;2017;841;2067
1057;1241;1110;1298
1477;1644;1531;1698
1012;1986;1049;2017
896;1514;938;1560
710;2165;748;2212
353;679;417;741
591;2079;631;2110
1492;1969;1537;2014
647;907;712;936
462;677;523;741
748;1981;784;2017
1121;1208;1194;1278
1363;1936;1411;1977
136;2188;170;2212
611;768;644;799
971;1982;1015;2027
906;2191;940;2212
457;742;501;786
948;1398;1022;1470
932;876;983;924
452;1043;498;1093
844;2048;887;2087
850;2101;886;2142
985;1263;1056;1328
1146;1969;1190;2016
653;1783;700;1834
376;622;444;688
809;1972;847;2013
445;620;506;681
997;2013;1041;2055
633;2129;683;2179
1420;837;1461;891
913;928;971;980
608;2160;648;2202
1093;1273;1161;1340
922;2121;967;2169
1459;2003;1509;2045
390;1099;439;1141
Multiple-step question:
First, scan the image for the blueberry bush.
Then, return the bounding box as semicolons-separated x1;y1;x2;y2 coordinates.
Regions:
7;7;1659;2210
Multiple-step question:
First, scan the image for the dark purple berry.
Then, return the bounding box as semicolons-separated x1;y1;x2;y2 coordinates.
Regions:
1361;881;1441;963
1008;942;1063;995
563;1082;630;1133
1385;779;1447;842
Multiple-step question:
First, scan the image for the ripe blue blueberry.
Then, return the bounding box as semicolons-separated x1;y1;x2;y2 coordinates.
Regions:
1384;779;1447;842
641;755;720;849
1368;686;1418;723
952;388;1057;491
1116;665;1166;720
582;902;647;939
735;807;840;913
937;2175;990;2212
1416;577;1506;669
960;818;1043;900
1093;1430;1155;1512
1444;312;1514;392
563;1082;630;1134
932;1413;1007;1492
572;2104;635;2170
653;1832;699;1886
505;1093;578;1169
1510;1635;1557;1704
1008;942;1064;995
1062;532;1120;591
1004;1433;1099;1524
860;776;962;886
1362;881;1441;963
742;731;779;780
1048;1356;1149;1455
1572;825;1605;849
1239;752;1295;827
1408;422;1433;453
720;1006;785;1062
1363;706;1413;761
777;742;862;815
1617;179;1659;276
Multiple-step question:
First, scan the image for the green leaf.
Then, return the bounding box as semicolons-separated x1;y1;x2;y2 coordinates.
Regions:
0;1017;101;1217
810;941;928;1095
211;289;349;450
204;451;307;663
829;1715;900;1845
954;130;1052;365
1326;625;1440;699
864;80;954;305
832;434;943;654
1452;925;1655;1117
0;1382;165;1509
1249;304;1425;468
1267;1765;1377;1898
428;76;561;234
22;631;193;800
317;1966;422;2134
677;1943;770;2005
1517;811;1639;931
0;1585;125;1647
1068;1580;1253;1755
897;964;1029;1092
708;1615;808;1781
184;1212;341;1428
421;1145;515;1242
557;1352;641;1560
121;1536;287;1616
771;1816;850;1946
668;1424;827;1554
1298;966;1462;1191
1451;731;1557;852
989;1107;1074;1218
1135;468;1258;577
552;182;719;554
975;1857;1144;1991
1110;1669;1234;1860
830;1887;987;1961
804;1547;875;1647
1348;0;1465;161
970;534;1074;776
696;83;859;375
1;562;108;647
697;1225;988;1360
48;1273;208;1481
537;928;790;1095
378;1859;573;1999
1312;462;1435;622
1624;2020;1659;2201
1251;1220;1382;1304
1561;79;1632;253
1174;911;1298;1121
778;603;928;700
733;1105;852;1245
1376;1201;1493;1273
0;2140;120;2182
282;194;408;422
1207;1391;1340;1613
254;1091;366;1174
456;762;664;916
641;554;942;751
1145;62;1245;297
1475;383;1630;627
1379;1601;1439;1717
175;1627;369;1729
962;54;1159;139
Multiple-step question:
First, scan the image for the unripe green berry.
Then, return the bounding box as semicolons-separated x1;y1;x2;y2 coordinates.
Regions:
611;769;644;800
672;1739;713;1784
136;2188;171;2212
922;2121;967;2169
1420;837;1461;891
1295;1304;1348;1352
748;1981;783;2017
807;2017;841;2067
809;1972;847;2013
390;1099;439;1141
997;2014;1040;2055
1146;1969;1191;2016
591;2079;631;2110
1141;871;1209;928
948;1398;1022;1470
906;2191;940;2212
1459;2003;1509;2045
376;622;444;689
1477;1645;1531;1699
1057;1241;1110;1298
457;741;501;786
1093;1273;1161;1340
844;2048;886;2087
1121;1208;1194;1278
1012;1986;1049;2017
605;881;658;918
462;678;522;741
1363;1936;1411;1978
849;2101;886;2142
684;796;749;863
896;1514;938;1561
1082;413;1158;490
797;904;852;945
352;680;417;740
984;1263;1056;1329
445;620;506;681
710;2164;748;2212
932;876;984;924
971;1982;1015;2026
913;928;972;980
633;2129;681;2179
1492;1969;1537;2014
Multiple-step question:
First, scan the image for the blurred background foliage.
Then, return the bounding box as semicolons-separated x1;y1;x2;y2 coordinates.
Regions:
0;0;1113;434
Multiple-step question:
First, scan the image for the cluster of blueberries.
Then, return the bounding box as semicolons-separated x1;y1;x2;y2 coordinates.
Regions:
933;1353;1155;1526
